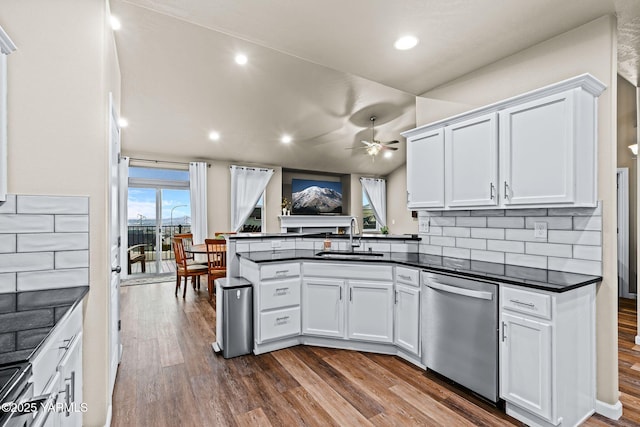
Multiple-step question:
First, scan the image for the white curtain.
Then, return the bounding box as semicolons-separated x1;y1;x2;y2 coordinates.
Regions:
118;157;129;279
189;162;208;244
361;177;387;228
230;165;274;232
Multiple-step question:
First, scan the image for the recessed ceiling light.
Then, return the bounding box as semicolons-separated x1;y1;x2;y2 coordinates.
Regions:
110;16;122;31
281;135;292;144
394;35;418;50
209;131;220;141
118;118;128;128
384;151;393;159
235;54;248;65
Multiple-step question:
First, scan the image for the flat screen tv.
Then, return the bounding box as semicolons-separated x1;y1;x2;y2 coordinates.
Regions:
291;178;342;215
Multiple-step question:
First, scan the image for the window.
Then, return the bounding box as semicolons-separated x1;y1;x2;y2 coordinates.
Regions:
241;193;264;233
362;190;378;231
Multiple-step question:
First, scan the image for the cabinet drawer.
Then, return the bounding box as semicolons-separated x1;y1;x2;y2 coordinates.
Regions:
260;263;300;280
260;307;301;342
261;278;300;310
396;267;419;287
502;286;551;320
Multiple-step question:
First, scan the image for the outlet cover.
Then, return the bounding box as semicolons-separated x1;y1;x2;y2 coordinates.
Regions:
534;222;548;239
419;217;430;233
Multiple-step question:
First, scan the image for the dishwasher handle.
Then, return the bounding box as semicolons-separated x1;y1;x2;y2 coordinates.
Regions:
427;280;494;300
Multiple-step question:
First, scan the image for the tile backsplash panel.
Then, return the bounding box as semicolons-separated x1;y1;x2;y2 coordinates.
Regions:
418;203;603;276
0;195;89;293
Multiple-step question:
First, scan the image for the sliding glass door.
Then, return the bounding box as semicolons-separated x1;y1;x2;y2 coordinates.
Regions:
127;168;190;276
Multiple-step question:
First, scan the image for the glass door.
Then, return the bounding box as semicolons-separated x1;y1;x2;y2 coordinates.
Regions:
127;167;191;276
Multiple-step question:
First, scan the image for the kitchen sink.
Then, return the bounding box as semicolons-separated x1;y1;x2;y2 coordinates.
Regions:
315;250;385;259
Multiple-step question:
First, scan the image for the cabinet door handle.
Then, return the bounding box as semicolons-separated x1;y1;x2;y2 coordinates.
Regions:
398;274;411;281
504;181;510;200
510;299;535;309
502;321;507;342
339;287;342;300
349;288;353;302
395;290;398;304
490;182;495;200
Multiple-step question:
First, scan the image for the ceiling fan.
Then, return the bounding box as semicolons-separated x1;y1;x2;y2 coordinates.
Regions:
348;116;399;158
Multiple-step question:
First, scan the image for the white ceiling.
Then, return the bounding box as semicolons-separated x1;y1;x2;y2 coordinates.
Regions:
111;0;640;176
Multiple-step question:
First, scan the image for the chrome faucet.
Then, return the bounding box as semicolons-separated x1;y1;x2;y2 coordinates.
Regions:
349;217;361;252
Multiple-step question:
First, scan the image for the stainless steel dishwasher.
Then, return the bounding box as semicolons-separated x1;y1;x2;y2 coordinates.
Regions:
424;271;499;403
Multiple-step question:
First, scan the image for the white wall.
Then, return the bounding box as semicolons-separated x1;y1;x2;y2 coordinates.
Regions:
415;15;619;408
2;0;120;425
386;164;416;234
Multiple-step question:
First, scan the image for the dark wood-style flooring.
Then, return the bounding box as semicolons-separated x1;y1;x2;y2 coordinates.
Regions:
111;282;640;426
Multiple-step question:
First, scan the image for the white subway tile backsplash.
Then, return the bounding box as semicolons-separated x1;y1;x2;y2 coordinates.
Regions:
505;229;544;242
55;215;89;232
456;238;486;250
442;210;470;217
471;250;505;264
0;235;15;253
573;216;602;231
419;205;602;276
236;243;250;252
55;251;89;269
17;196;89;215
525;217;572;230
548;258;601;276
0;273;16;293
430;236;456;247
442;227;470;238
17;268;89;291
505;253;547;269
525;242;572;258
430;217;456;227
0;195;16;214
471;228;505;239
368;243;392;252
0;215;54;234
423;226;443;236
487;240;524;253
548;230;601;246
18;233;88;252
456;217;487;227
295;241;314;250
488;217;524;229
0;253;54;273
420;244;442;256
443;247;470;259
506;208;547;216
573;245;602;261
471;209;504;217
0;195;91;291
419;211;442;217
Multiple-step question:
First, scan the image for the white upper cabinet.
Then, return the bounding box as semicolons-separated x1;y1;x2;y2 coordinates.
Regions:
445;113;498;207
402;74;606;211
406;128;445;209
500;90;575;206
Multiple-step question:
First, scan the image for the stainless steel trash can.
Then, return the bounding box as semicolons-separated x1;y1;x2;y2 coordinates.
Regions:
217;277;253;358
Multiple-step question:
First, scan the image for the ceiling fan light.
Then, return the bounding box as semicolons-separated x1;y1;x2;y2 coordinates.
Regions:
384;151;392;159
629;144;638;156
394;35;418;50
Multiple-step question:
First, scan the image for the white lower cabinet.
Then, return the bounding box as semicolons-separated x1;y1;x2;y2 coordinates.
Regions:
302;277;345;338
499;284;596;427
394;284;420;355
500;312;552;420
57;332;83;427
347;280;393;343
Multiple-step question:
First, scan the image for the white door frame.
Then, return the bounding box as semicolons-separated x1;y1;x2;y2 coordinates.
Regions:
617;168;634;298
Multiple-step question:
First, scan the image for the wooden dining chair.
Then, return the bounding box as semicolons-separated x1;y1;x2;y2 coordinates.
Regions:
174;233;206;265
173;237;208;298
205;238;227;301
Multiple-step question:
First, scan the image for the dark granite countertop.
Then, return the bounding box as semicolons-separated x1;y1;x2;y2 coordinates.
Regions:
229;233;421;241
237;250;600;293
0;286;89;367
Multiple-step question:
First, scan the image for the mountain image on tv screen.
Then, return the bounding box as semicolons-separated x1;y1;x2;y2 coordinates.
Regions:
291;179;342;214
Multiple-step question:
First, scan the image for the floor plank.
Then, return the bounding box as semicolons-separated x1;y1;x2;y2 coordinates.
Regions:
112;282;640;426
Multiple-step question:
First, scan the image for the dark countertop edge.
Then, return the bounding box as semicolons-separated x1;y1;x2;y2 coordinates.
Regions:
236;252;601;293
0;286;90;369
229;233;421;241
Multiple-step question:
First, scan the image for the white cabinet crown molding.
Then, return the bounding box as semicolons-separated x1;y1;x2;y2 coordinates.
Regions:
402;73;606;138
0;26;16;54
